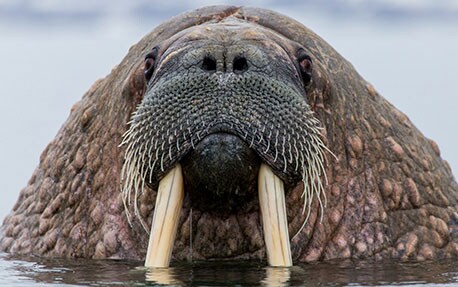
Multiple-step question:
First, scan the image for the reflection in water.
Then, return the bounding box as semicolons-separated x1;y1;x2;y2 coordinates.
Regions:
291;259;458;286
145;266;183;286
1;253;458;286
262;267;291;287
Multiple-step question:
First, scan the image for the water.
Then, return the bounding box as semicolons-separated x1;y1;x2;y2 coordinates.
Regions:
1;253;458;286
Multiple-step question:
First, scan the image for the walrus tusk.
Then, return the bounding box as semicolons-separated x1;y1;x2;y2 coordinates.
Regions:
145;164;184;267
258;163;292;267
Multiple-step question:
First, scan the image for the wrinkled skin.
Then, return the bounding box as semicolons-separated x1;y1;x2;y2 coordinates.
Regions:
1;6;458;262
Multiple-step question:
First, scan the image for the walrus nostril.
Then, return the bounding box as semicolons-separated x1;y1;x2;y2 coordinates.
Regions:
233;56;248;74
202;56;217;72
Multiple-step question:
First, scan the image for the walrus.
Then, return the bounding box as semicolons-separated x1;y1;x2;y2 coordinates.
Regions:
1;6;457;267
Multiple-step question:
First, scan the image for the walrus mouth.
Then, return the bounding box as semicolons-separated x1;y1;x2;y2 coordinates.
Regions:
142;161;292;267
120;32;331;267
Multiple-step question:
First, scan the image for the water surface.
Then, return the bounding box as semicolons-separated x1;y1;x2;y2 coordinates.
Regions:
1;253;458;286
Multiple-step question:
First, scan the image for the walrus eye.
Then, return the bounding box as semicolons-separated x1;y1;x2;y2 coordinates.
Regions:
144;47;159;81
297;49;313;85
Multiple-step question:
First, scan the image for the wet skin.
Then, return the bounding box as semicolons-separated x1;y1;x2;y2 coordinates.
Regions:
1;6;457;263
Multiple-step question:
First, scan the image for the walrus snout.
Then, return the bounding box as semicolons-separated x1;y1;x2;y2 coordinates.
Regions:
181;133;260;214
120;21;330;267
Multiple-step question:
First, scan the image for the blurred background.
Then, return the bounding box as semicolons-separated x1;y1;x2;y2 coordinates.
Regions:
0;0;457;220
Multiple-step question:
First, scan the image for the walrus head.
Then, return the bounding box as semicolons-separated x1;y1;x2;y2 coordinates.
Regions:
2;5;456;268
120;20;331;266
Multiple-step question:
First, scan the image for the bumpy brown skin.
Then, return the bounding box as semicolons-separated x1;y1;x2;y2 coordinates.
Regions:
1;6;458;262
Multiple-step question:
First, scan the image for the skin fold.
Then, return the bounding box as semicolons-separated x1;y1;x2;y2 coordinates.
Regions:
1;6;457;263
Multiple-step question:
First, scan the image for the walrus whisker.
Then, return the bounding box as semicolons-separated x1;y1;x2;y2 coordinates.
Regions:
168;145;173;161
121;160;133;226
122;141;146;228
291;125;332;239
249;129;257;148
298;180;313;237
283;153;288;173
134;170;150;233
321;143;338;161
140;145;148;174
316;148;329;185
149;159;157;183
258;132;264;144
147;142;155;164
123;151;136;205
273;130;279;162
154;147;160;165
264;139;270;154
294;140;300;171
132;160;141;215
176;137;181;152
288;142;293;165
160;153;166;172
313;163;325;222
126;164;136;223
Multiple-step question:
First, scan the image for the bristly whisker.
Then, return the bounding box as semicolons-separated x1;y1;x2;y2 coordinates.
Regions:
160;153;166;172
250;129;257;148
292;115;332;240
120;76;333;239
264;139;270;154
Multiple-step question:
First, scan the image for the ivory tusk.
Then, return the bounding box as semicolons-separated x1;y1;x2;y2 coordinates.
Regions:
145;164;184;267
258;163;292;267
